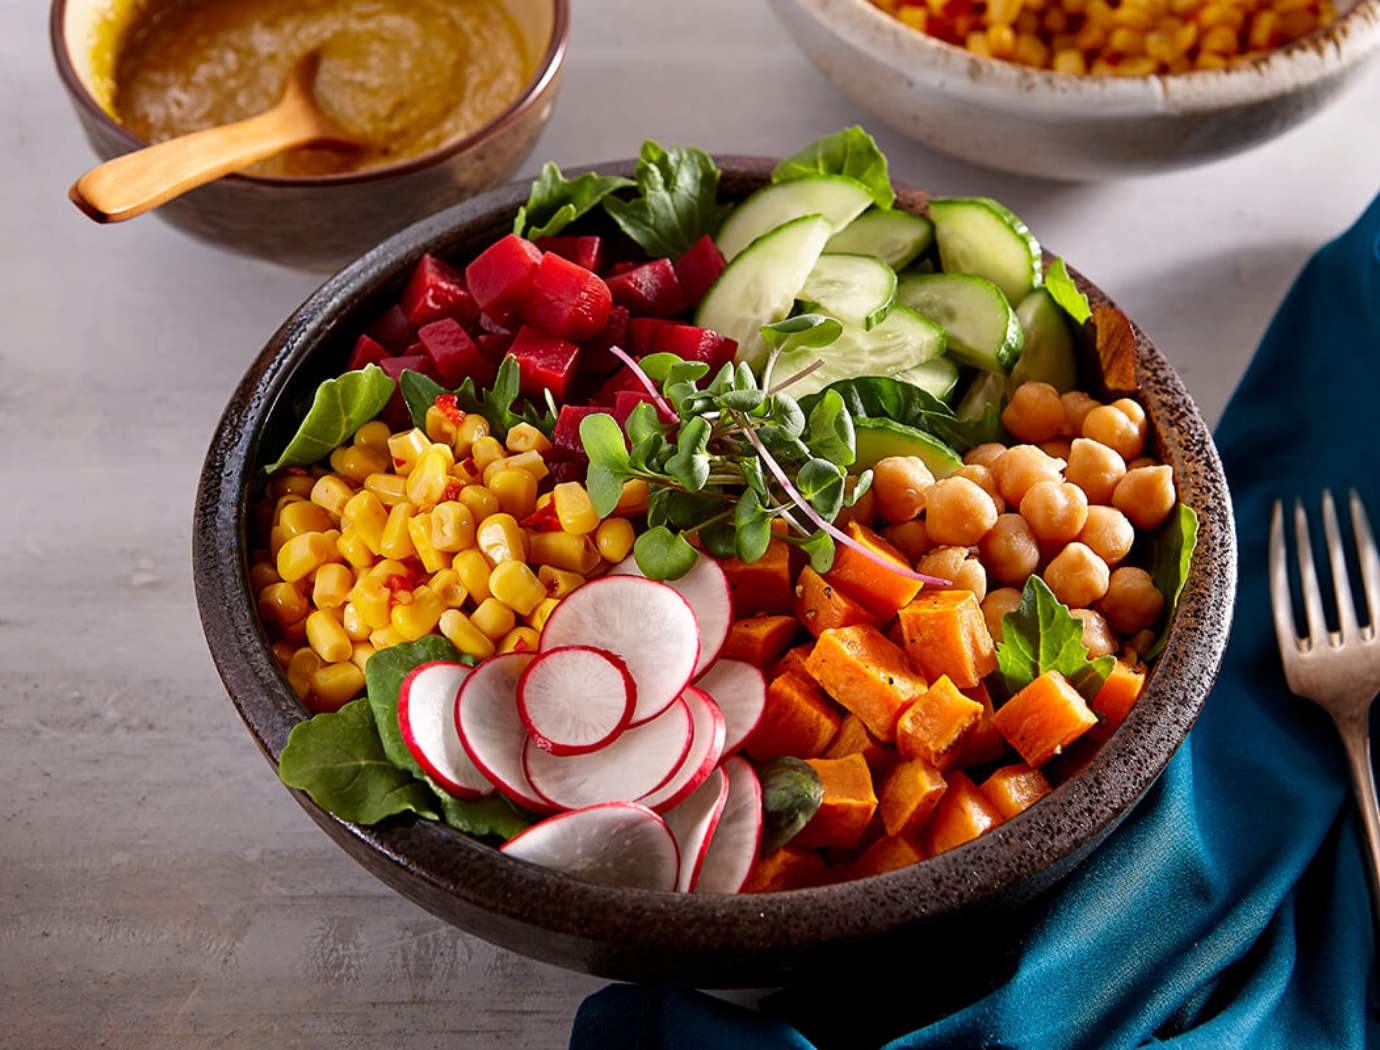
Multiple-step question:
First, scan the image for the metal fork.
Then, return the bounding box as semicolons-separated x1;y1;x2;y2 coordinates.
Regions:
1269;490;1380;927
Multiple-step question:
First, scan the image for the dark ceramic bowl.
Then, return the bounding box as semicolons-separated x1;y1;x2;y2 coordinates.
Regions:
51;0;568;271
194;160;1236;987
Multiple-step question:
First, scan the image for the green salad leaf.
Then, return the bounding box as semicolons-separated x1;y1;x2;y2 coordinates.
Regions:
799;376;995;453
757;757;824;853
1044;257;1092;325
633;525;700;581
998;576;1115;698
759;313;843;356
430;781;532;839
580;412;634;516
513;161;635;240
602;140;732;258
265;364;396;473
771;126;895;209
364;635;467;779
400;355;557;439
803;389;856;467
1145;504;1199;660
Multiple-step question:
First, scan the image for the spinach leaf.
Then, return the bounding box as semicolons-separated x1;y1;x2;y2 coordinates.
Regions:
278;699;440;824
1145;504;1198;660
757;757;824;853
364;635;465;779
997;576;1115;697
801;375;997;452
430;781;531;840
602;140;732;258
1044;257;1092;325
759;313;843;356
265;364;395;473
580;412;633;516
633;525;699;581
771;126;895;209
400;356;556;438
513;162;635;240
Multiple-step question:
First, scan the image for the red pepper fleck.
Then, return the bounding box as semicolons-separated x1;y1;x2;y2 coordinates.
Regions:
513;636;530;651
435;394;466;427
460;457;478;477
382;574;411;592
442;481;464;503
520;501;563;532
393;457;407;468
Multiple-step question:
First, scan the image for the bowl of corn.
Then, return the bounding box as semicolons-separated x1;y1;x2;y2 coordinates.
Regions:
769;0;1380;178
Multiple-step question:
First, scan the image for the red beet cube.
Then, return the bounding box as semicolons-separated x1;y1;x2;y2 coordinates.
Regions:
583;305;630;373
613;390;657;424
674;235;726;307
551;404;602;461
549;460;587;484
606;258;686;318
477;331;515;361
535;235;604;274
593;366;646;406
418;318;494;388
366;304;417;354
606;260;640;276
654;324;739;372
523;252;613;341
465;234;542;326
401;254;478;328
346;333;389;372
376;353;435;429
509;326;581;401
629;317;675;355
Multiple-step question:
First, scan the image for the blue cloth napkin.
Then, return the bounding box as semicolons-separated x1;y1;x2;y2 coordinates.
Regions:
571;196;1380;1049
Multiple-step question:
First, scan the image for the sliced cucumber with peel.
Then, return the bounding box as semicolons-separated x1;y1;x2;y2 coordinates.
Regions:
928;197;1042;306
1010;288;1077;393
957;369;1005;422
824;209;934;270
715;176;874;262
799;253;896;330
897;273;1023;375
773;305;950;400
853;418;963;477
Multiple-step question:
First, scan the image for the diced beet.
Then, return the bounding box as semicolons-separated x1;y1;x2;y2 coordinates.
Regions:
509;326;581;401
583;305;630;373
401;254;478;328
418;318;494;388
523;253;613;341
674;235;726;307
535;235;604;274
551;404;602;462
549;460;587;484
478;312;512;336
651;324;739;372
629;317;675;355
606;259;685;318
377;353;435;429
366;304;417;353
347;333;389;371
477;331;515;361
593;366;646;406
606;261;640;276
613;390;657;425
464;234;542;325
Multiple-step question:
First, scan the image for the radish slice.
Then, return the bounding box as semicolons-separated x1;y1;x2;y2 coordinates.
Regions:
610;553;732;678
455;652;550;812
524;695;693;810
398;661;491;799
662;768;729;892
540;575;700;725
639;688;726;813
694;659;767;756
501;802;679;891
518;645;635;756
693;755;763;894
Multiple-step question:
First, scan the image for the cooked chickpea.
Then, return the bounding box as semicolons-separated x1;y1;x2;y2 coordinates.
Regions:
1112;464;1176;530
838;480;878;529
1127;457;1157;471
1066;438;1127;505
1127;629;1157;658
954;464;1005;513
982;587;1023;642
1061;391;1099;433
1083;404;1145;460
882;518;932;561
1078;505;1135;566
1043;542;1110;608
1070;608;1118;658
1020;481;1089;545
992;445;1065;505
978;512;1040;586
918;545;969;584
873;456;934;523
925;476;998;546
964;442;1006;468
954;556;988;604
1002;382;1068;443
1099;566;1165;634
1039;438;1073;461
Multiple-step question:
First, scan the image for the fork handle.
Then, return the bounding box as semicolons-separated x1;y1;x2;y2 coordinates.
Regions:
1333;709;1380;938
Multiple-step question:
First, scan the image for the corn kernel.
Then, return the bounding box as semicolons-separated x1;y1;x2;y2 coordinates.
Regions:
381;503;416;560
350;574;393;629
454;414;491;456
426;404;458;444
1249;8;1279;44
537;565;584;598
259;581;308;624
341;601;372;641
279;500;333;538
453;549;493;603
430;501;476;552
1012;30;1050;63
354;420;391;453
613;479;649;517
482;450;550;487
460;484;500;521
286;647;321;700
471;436;506;474
406;446;455;510
549;482;597;535
439;609;497;660
452;457;484;486
1278;7;1316;36
270;473;316;499
331;445;389;484
1077;21;1110;46
277;616;309;642
1199;1;1246;26
1112;54;1160;73
363;473;407;508
336;529;376;570
368;558;412;581
312;563;354;609
1053;46;1088;71
429;568;468;607
391;584;445;641
472;597;518;639
369;625;406;650
488;561;545;616
989;0;1024;20
488;468;539;519
1199;22;1240;49
249;561;281;592
350;642;375;673
987;21;1018;52
525;596;561;632
505;422;553;454
1195;49;1229;65
306;609;353;663
306;474;352;518
528;531;599;573
276;531;332;583
342;490;388;554
966;29;994;53
387;428;431;475
407;512;448;573
1063;0;1087;14
309;661;365;710
1113;1;1154;25
271;640;297;667
497;626;540;654
594;518;635;563
477;513;527;565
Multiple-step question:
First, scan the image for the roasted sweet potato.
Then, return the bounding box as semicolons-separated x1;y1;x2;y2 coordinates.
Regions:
897;589;997;689
991;670;1098;767
896;675;985;771
742;845;827;893
721;615;799;667
980;763;1052;819
823;712;896;780
825;521;925;618
722;539;793;616
795;753;878;849
954;682;1008;768
922;770;1003;855
806;624;927;741
772;642;816;681
743;670;841;760
795;566;881;638
846;833;926;879
878;757;947;837
1091;659;1147;730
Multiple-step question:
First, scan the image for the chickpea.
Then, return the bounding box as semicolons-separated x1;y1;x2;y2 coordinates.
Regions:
982;587;1023;642
1126;629;1157;658
1002;382;1068;443
1043;542;1110;608
1083;404;1145;460
992;445;1065;506
883;518;933;561
1099;566;1165;634
918;545;969;584
1020;481;1089;545
925;476;999;546
1070;608;1118;658
1112;465;1176;530
954;556;988;604
1061;391;1100;433
873;456;935;523
964;442;1006;468
978;513;1040;586
1078;506;1135;566
954;464;1005;513
1065;438;1126;505
1040;438;1073;462
1111;397;1148;437
1127;457;1157;471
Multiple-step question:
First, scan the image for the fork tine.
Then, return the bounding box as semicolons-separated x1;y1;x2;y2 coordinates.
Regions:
1321;490;1360;641
1269;500;1300;655
1294;499;1329;646
1351;489;1380;632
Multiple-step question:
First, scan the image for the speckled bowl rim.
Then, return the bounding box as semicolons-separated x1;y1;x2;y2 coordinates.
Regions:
194;159;1236;964
49;0;569;188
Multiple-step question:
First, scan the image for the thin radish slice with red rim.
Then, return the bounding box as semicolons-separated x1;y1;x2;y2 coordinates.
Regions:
662;767;729;892
610;553;731;678
524;694;693;810
518;645;635;756
693;755;763;894
455;652;551;812
540;575;699;725
694;659;767;756
639;688;726;813
501;802;679;891
398;661;491;799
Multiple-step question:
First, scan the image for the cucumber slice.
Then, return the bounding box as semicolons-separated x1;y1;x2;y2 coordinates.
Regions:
853;418;962;478
716;176;873;262
824;209;934;270
799;253;897;330
957;370;1004;421
698;214;833;371
1009;288;1078;393
772;305;949;400
896;273;1023;375
928;197;1042;305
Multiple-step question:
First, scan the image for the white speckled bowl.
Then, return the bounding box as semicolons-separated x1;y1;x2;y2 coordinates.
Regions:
769;0;1380;178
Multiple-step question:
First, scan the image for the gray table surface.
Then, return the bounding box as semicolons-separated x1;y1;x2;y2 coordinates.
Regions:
3;0;1378;1045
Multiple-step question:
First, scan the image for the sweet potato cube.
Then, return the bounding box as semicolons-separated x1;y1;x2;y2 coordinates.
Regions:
922;770;1003;855
897;590;997;689
825;521;925;619
722;539;794;616
1091;659;1147;730
772;643;816;682
991;670;1098;767
806;625;927;741
896;675;985;771
954;682;1008;768
794;753;878;849
794;566;881;638
980;763;1052;819
847;834;927;879
721;615;800;667
742;845;827;893
743;671;841;760
878;758;947;837
823;713;896;780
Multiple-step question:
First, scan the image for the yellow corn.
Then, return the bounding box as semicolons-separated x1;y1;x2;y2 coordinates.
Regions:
439;609;497;660
1112;54;1160;72
525;597;561;632
270;473;316;499
967;29;994;53
1278;7;1316;36
364;472;408;507
988;21;1018;53
341;601;372;641
426;404;458;444
528;531;599;574
483;450;549;487
350;574;393;630
406;446;455;510
1108;25;1147;51
380;503;416;560
1013;29;1051;61
349;641;375;674
1043;6;1069;30
1199;22;1240;49
551;482;598;535
277;616;309;642
306;609;353;663
336;529;376;570
459;484;500;521
387;428;431;475
472;597;518;639
498;626;541;654
471;436;506;474
429;568;468;608
1199;1;1246;26
310;662;365;709
1196;48;1229;65
452;549;492;603
615;479;650;517
430;501;476;552
538;565;584;598
276;531;332;583
451;457;484;487
271;640;297;668
308;475;353;519
286;647;321;701
488;561;545;616
407;513;448;573
488;468;538;518
453;414;490;456
354;420;391;453
342;490;389;554
249;561;280;593
477;513;526;565
279;500;333;538
330;445;388;484
1249;8;1279;44
594;518;635;563
368;558;412;581
259;581;308;624
312;563;354;609
506;423;552;454
1053;46;1087;70
369;625;405;650
391;585;445;641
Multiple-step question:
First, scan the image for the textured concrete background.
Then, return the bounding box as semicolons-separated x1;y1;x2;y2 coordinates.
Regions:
3;0;1378;1046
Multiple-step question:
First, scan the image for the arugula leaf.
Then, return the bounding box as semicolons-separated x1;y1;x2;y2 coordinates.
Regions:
801;375;996;452
601;140;731;257
430;783;531;840
400;356;556;439
513;161;635;240
757;757;825;853
633;525;699;581
771;126;895;208
265;365;396;473
997;576;1115;697
804;389;856;467
1145;504;1198;660
580;412;633;516
278;699;440;824
1044;257;1092;325
364;635;465;779
759;314;843;356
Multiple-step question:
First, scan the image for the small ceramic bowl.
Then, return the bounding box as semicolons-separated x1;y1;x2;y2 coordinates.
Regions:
50;0;568;270
194;160;1236;987
769;0;1380;179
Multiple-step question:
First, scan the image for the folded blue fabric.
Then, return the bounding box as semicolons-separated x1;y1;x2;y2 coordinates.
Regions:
571;196;1380;1050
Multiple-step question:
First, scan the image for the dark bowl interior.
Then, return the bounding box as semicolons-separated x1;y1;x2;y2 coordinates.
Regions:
193;159;1237;987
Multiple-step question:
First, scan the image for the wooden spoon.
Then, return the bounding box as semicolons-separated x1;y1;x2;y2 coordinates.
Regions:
69;52;365;224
